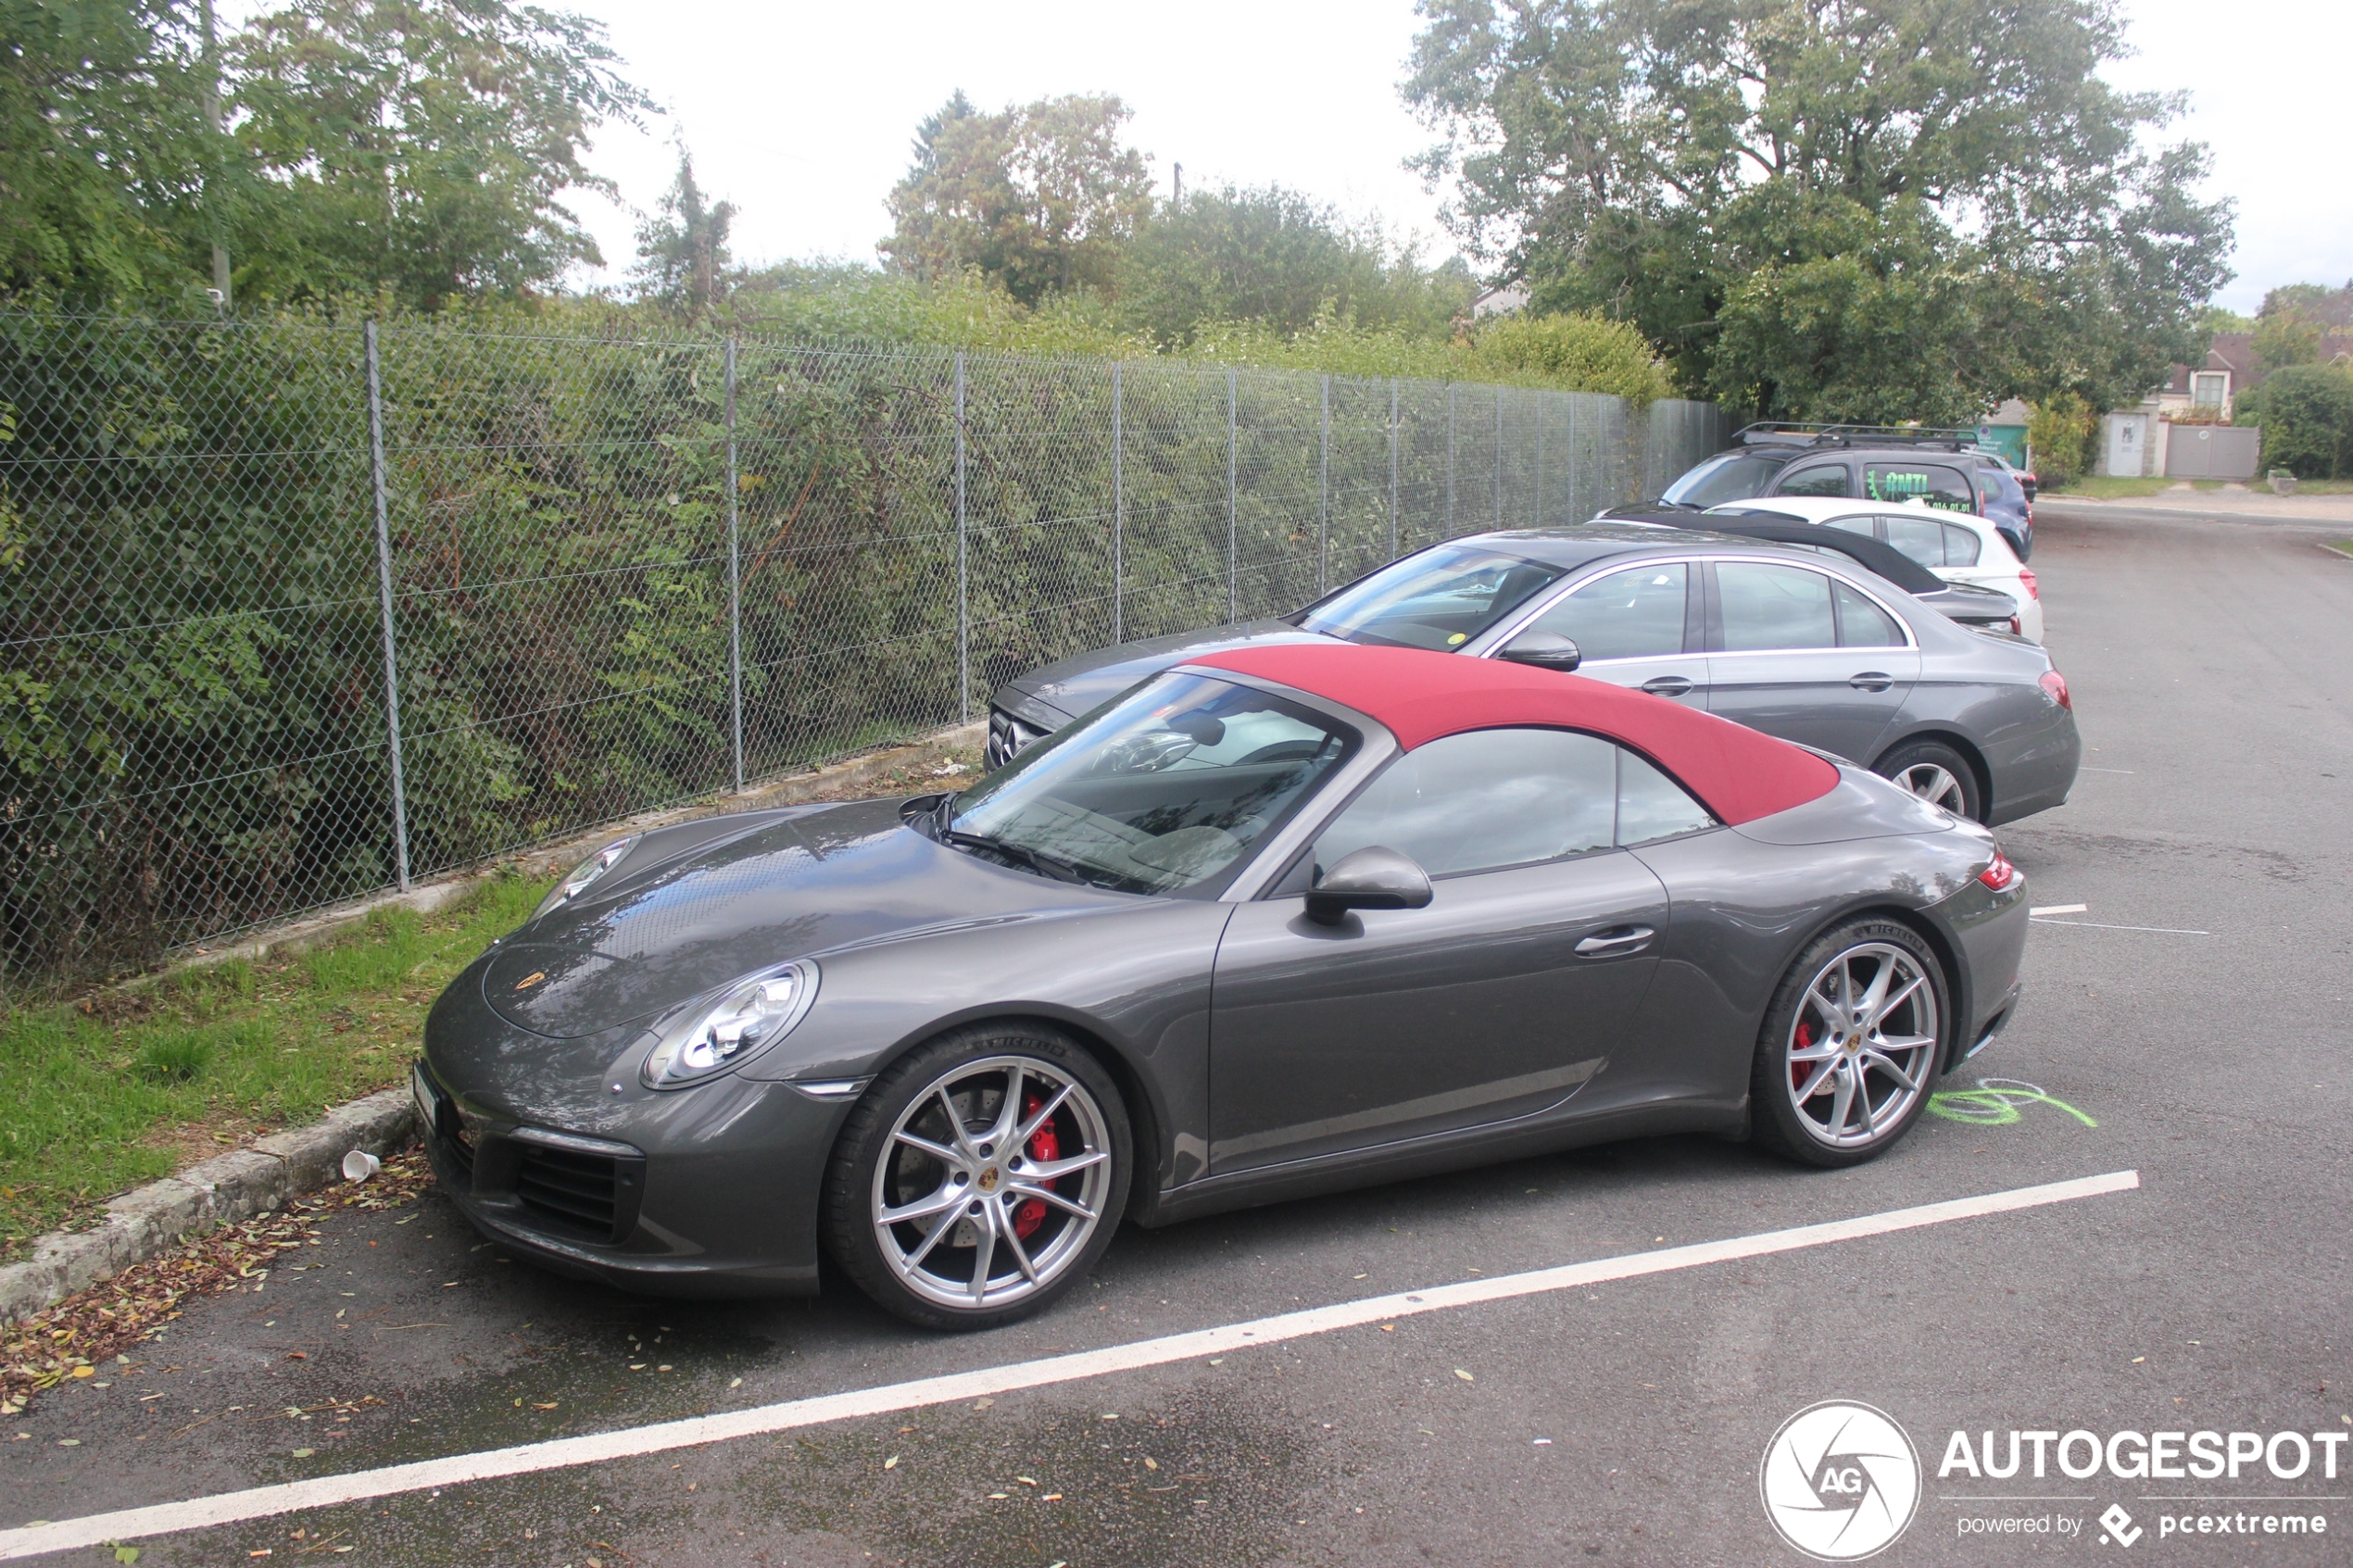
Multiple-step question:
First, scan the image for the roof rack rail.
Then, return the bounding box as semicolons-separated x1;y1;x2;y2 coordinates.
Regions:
1732;421;1987;452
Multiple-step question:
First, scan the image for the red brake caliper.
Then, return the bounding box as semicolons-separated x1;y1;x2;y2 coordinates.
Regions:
1793;1021;1815;1095
1014;1092;1057;1239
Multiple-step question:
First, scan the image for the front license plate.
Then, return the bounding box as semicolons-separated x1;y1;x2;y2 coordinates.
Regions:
411;1062;441;1135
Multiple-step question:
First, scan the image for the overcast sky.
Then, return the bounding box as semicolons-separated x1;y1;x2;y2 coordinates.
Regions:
560;0;2346;315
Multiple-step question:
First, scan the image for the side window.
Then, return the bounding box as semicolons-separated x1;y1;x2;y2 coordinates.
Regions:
1522;563;1688;661
1881;511;1946;568
1315;728;1617;879
1865;462;1976;512
1826;515;1878;537
1715;561;1838;652
1833;582;1906;647
1941;522;1982;567
1617;751;1714;846
1778;464;1852;497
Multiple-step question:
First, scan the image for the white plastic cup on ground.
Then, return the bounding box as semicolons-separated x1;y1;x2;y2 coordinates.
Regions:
341;1148;382;1182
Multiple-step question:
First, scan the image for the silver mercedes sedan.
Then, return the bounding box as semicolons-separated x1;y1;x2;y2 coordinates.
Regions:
988;525;2079;825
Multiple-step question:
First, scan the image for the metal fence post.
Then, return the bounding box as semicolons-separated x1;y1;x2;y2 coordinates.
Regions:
1112;361;1124;644
1388;379;1399;559
954;351;969;723
1226;369;1238;621
1567;395;1579;523
724;335;743;792
362;320;410;893
1317;373;1330;594
1535;393;1546;526
1446;384;1456;534
1494;386;1504;527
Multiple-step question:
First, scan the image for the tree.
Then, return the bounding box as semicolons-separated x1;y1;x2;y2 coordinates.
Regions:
880;93;1152;306
1112;184;1471;346
224;0;654;308
1404;0;2234;420
0;0;211;302
633;146;735;315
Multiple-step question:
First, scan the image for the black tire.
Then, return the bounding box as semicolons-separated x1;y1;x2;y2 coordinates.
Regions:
1750;918;1949;1169
1873;738;1984;822
823;1022;1131;1332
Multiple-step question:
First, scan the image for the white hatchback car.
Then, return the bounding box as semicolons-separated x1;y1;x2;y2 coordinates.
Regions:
1705;495;2043;642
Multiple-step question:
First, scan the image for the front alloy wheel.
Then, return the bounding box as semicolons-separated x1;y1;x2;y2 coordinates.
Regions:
1752;921;1947;1167
826;1026;1129;1330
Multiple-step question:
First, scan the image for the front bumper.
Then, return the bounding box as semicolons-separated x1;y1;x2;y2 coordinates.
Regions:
412;1052;845;1298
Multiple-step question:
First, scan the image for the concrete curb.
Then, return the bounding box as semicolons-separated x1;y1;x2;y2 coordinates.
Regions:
1;719;987;1326
0;1088;419;1327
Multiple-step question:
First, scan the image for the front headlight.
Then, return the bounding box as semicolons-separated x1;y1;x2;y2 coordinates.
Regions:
534;835;640;921
642;960;820;1089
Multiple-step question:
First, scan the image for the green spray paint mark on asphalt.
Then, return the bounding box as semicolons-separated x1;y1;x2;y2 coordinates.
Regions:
1927;1077;2096;1128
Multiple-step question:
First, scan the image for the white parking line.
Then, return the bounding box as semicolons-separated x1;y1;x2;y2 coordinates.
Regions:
0;1169;2141;1562
2031;918;2210;935
2028;904;2089;916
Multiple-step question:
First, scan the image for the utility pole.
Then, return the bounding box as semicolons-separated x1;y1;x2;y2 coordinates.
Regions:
200;0;231;307
1172;163;1183;206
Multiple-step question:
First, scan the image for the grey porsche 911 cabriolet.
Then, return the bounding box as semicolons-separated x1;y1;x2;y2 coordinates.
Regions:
419;643;2030;1329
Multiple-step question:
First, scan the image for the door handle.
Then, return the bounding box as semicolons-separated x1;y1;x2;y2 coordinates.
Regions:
1575;925;1655;957
1848;672;1894;692
1640;676;1693;697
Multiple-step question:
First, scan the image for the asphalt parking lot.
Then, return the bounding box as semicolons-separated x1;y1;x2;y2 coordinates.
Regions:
5;506;2349;1566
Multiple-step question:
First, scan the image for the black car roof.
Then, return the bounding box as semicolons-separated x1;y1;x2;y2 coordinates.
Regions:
1465;517;1945;597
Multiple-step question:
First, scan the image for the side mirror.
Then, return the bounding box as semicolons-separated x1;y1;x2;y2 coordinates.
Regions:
1496;630;1581;672
1305;847;1434;924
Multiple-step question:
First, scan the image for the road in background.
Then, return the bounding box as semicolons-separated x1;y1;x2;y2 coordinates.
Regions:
6;506;2349;1566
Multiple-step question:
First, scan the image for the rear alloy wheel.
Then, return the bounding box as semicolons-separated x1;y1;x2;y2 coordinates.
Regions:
1874;739;1983;822
824;1025;1129;1330
1751;920;1947;1168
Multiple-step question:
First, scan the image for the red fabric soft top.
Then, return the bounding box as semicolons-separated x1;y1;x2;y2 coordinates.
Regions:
1187;643;1838;826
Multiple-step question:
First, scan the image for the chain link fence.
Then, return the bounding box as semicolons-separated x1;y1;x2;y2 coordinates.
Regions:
0;312;1729;990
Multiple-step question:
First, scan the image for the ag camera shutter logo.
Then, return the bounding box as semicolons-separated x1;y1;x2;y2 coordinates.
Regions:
1760;1400;1923;1560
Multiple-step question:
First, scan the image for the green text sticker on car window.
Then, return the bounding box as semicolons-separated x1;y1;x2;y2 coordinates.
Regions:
1866;468;1972;512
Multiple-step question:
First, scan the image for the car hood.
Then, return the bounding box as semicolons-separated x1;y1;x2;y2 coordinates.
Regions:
480;798;1130;1039
997;619;1327;726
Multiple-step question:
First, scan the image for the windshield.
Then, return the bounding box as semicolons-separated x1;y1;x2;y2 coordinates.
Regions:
1291;545;1567;650
1660;451;1789;508
945;673;1355;896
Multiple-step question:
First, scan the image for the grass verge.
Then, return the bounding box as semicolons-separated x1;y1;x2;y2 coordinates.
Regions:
0;872;549;1264
0;755;982;1267
2046;475;2353;499
2330;540;2353;558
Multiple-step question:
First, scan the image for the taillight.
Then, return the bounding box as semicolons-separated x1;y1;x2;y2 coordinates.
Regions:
1979;850;2022;892
2039;669;2070;709
2008;616;2021;634
2018;565;2039;600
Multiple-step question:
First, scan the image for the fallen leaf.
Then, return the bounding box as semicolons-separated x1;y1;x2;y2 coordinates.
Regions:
114;1548;140;1564
884;1455;900;1470
971;1397;993;1410
283;1352;306;1361
987;1492;1008;1500
532;1402;558;1411
1454;1369;1475;1383
1042;1492;1063;1501
657;1365;673;1373
1017;1475;1038;1486
1143;1457;1159;1471
291;1448;313;1458
71;1367;94;1380
57;1438;81;1447
728;1378;742;1390
1380;1324;1395;1332
2132;1357;2145;1364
